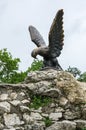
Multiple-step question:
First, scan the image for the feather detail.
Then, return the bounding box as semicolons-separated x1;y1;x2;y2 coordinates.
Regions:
49;9;64;57
29;26;46;47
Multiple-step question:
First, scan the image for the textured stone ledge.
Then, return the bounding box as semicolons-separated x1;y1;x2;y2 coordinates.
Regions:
0;69;86;130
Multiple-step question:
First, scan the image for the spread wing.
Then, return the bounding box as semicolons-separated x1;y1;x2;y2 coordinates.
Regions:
29;26;46;47
48;9;64;57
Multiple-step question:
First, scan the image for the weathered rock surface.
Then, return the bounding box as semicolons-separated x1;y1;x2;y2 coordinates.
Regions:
46;120;76;130
0;69;86;130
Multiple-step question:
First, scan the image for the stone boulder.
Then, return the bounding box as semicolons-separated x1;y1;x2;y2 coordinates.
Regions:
0;69;86;130
25;69;86;104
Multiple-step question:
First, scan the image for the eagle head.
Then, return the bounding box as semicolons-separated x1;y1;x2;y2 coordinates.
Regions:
31;48;38;59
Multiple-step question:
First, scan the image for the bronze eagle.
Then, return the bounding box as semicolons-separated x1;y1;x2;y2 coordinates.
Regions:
29;9;64;70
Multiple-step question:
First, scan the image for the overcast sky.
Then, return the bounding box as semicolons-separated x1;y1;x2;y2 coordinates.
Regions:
0;0;86;72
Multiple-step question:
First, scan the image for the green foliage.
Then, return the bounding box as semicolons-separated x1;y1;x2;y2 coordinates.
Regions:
1;48;86;84
78;72;86;82
66;66;81;78
43;117;53;127
6;71;27;84
28;59;43;72
0;48;27;83
29;95;52;109
81;128;86;130
66;66;86;82
0;49;43;83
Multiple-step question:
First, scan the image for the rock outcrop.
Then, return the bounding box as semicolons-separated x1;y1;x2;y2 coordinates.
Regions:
0;69;86;130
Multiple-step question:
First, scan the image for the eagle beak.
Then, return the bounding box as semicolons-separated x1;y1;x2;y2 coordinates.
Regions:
31;49;38;59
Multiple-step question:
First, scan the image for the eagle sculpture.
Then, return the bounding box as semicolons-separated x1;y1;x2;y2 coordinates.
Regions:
29;9;64;70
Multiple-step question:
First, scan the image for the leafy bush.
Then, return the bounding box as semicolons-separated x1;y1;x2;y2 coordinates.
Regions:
6;71;27;84
81;128;86;130
43;117;53;127
66;66;86;82
0;48;27;83
29;95;52;109
66;66;81;78
28;59;43;72
78;72;86;82
0;49;43;83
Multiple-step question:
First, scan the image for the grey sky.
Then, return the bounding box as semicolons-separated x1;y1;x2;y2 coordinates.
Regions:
0;0;86;72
